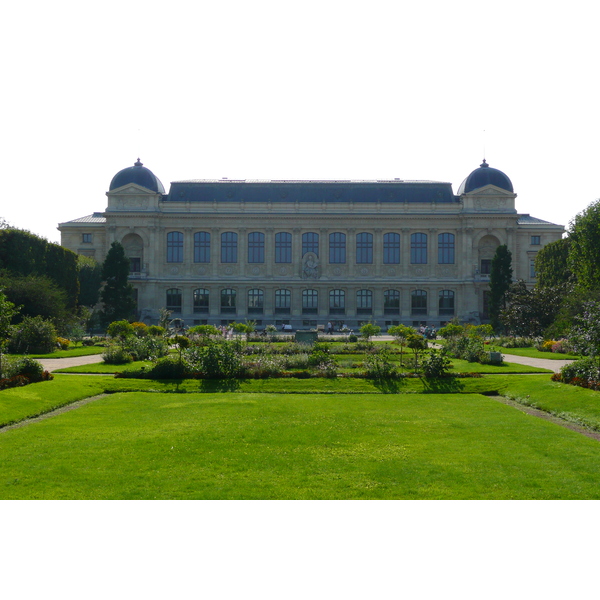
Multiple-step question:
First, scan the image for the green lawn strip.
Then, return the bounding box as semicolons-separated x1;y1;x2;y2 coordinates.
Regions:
500;376;600;431
2;392;600;499
54;360;154;374
449;358;551;374
498;347;579;360
25;346;105;359
0;375;113;427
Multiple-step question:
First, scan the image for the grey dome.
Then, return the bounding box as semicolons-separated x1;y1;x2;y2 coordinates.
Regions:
457;160;513;195
109;159;165;193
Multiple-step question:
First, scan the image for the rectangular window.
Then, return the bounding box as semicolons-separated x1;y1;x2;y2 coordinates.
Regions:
220;289;236;314
384;289;400;315
356;233;373;264
129;257;141;273
302;289;318;314
167;232;184;263
221;232;238;263
275;232;292;263
329;233;346;264
248;232;265;263
302;232;319;257
194;232;211;263
439;290;455;316
411;233;427;264
275;289;291;314
480;259;491;275
82;233;93;244
193;289;209;313
383;233;400;264
356;289;372;315
329;289;345;315
531;236;541;245
166;288;182;313
530;259;536;278
438;233;455;264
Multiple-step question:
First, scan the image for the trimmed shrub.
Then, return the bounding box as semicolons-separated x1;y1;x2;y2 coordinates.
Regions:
102;345;134;365
8;316;58;354
149;356;189;379
421;349;453;378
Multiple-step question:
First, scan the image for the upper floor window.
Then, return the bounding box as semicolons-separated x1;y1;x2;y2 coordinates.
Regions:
129;258;141;273
194;231;210;263
438;233;455;264
302;232;319;257
356;233;373;264
193;288;209;313
166;288;182;313
531;236;541;245
480;259;491;275
248;232;265;263
167;231;184;263
275;232;292;263
221;232;238;263
82;233;93;244
383;233;400;264
329;233;346;264
411;233;427;264
530;259;537;278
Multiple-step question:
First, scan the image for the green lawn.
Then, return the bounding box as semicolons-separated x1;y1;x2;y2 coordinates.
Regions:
26;345;105;359
498;347;579;360
2;390;600;499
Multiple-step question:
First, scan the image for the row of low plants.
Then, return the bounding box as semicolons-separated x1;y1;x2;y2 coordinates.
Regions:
0;355;52;390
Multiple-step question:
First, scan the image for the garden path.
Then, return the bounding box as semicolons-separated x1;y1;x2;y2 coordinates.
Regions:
38;354;104;373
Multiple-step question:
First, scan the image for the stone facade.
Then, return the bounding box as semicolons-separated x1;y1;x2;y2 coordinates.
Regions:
58;160;564;329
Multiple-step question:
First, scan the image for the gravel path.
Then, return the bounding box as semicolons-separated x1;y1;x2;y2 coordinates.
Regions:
38;354;104;373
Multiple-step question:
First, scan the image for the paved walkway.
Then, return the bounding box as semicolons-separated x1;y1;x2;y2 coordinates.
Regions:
39;354;104;373
499;353;574;372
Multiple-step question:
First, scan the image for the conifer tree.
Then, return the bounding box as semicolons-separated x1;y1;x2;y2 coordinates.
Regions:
99;242;135;329
488;244;512;332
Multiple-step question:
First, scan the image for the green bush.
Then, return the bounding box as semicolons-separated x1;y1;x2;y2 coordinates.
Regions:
8;316;58;354
363;349;397;379
102;345;134;365
149;356;189;380
421;350;453;378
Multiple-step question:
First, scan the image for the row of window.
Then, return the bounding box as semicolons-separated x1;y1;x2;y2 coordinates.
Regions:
165;288;456;316
165;231;457;265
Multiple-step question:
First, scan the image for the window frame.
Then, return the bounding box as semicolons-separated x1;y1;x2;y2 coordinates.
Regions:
167;231;184;263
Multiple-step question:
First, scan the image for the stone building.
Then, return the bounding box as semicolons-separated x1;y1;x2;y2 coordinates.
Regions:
58;159;564;329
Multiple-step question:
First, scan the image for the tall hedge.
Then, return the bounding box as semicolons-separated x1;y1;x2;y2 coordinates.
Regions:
0;229;79;308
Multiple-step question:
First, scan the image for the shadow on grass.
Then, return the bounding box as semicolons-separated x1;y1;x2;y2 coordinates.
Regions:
370;377;408;394
197;379;242;393
421;377;465;393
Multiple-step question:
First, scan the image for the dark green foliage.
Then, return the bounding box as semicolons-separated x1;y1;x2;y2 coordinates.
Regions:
568;199;600;291
363;348;397;379
185;340;243;379
421;349;453;378
149;356;189;379
488;244;512;332
444;335;485;363
8;315;58;354
78;256;103;307
558;357;600;389
0;288;18;346
500;280;565;337
0;229;79;308
100;242;136;329
535;238;572;288
102;345;134;365
0;275;70;326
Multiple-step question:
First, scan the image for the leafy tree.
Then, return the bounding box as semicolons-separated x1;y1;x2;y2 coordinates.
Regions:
534;238;572;288
406;332;428;373
359;323;381;341
7;315;58;354
78;256;103;307
188;324;221;338
100;242;136;329
569;301;600;370
488;244;513;332
107;320;134;342
500;280;565;337
568;199;600;291
0;289;19;379
388;324;414;367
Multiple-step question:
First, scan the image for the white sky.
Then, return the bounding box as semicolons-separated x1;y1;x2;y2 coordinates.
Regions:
1;0;598;244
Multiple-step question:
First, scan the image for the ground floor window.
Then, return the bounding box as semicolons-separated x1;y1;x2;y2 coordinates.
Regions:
221;288;236;314
329;289;345;315
411;290;427;315
166;288;182;313
193;288;209;313
438;290;455;316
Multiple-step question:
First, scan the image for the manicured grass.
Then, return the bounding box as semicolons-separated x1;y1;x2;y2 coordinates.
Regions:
3;391;600;499
54;360;154;374
27;346;105;359
498;347;579;360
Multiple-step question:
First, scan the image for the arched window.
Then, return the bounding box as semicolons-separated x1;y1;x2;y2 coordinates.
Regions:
275;232;292;263
411;290;427;315
194;232;210;263
302;289;318;314
166;288;182;312
356;233;373;264
275;289;291;314
247;289;264;314
193;288;209;313
329;289;345;315
302;232;319;257
439;290;455;316
221;232;238;263
411;233;427;264
248;232;265;263
329;233;346;264
221;288;236;313
438;233;455;264
167;232;183;263
384;289;400;315
383;233;400;264
356;289;372;315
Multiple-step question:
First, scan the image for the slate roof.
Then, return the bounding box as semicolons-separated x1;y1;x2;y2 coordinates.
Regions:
63;213;106;224
517;215;560;226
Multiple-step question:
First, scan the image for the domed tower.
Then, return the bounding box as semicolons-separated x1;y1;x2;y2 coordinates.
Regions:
458;160;516;214
109;159;165;193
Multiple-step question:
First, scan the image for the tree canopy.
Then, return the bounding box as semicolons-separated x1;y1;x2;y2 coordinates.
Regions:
100;242;136;328
568;199;600;291
534;237;572;288
488;244;512;332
